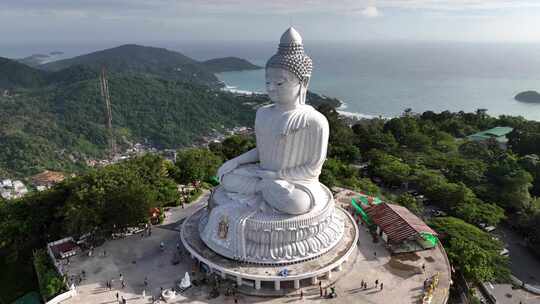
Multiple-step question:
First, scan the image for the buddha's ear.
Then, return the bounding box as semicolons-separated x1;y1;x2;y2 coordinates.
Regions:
301;76;310;88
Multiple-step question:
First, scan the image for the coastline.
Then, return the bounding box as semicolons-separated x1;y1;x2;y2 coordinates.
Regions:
336;100;384;120
221;84;264;96
221;82;382;120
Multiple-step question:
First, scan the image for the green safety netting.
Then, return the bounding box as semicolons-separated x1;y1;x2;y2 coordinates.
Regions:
351;198;372;225
420;232;438;246
208;176;220;186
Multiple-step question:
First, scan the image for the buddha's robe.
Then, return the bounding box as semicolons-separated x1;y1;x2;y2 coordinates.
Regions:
221;104;329;214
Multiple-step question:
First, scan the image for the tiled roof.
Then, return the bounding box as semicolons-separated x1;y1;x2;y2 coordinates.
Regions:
364;203;437;244
50;240;77;255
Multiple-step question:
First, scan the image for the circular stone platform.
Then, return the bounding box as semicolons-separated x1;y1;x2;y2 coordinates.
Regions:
181;205;358;293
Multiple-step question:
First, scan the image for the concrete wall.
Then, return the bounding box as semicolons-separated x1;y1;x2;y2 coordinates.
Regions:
510;274;540;295
45;288;77;304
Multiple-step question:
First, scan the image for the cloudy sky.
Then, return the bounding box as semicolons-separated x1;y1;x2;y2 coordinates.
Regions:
1;0;539;44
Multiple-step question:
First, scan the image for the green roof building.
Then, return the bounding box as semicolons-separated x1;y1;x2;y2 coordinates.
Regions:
467;126;513;146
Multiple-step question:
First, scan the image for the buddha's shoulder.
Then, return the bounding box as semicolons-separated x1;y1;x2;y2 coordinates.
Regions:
256;105;328;129
256;104;273;114
299;105;329;128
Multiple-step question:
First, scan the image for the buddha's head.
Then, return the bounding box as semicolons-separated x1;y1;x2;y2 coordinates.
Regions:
266;27;312;107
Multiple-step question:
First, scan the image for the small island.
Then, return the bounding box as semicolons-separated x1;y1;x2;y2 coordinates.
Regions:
515;90;540;103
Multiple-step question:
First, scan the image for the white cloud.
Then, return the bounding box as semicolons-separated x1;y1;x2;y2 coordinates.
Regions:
360;6;380;17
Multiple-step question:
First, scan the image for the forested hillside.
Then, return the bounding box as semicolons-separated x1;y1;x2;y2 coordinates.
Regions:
0;47;273;177
0;56;47;88
41;44;222;87
0;74;260;177
202;57;262;73
317;105;540;282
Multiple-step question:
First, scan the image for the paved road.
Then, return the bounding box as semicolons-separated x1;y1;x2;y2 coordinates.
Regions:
160;190;210;230
495;225;540;289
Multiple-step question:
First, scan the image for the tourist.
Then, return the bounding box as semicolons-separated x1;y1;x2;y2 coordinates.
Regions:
422;263;425;272
160;241;165;251
375;279;379;287
115;292;119;301
121;281;126;289
300;289;303;299
103;249;107;257
119;274;123;282
361;280;364;289
380;282;384;291
320;285;323;297
234;297;238;304
144;277;148;287
374;251;377;257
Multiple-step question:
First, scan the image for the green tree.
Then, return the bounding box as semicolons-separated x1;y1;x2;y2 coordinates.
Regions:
486;154;533;210
453;200;506;227
174;148;222;185
519;154;540;196
352;122;398;153
369;151;411;185
429;217;510;282
33;250;65;300
211;135;255;160
397;193;423;215
425;181;474;210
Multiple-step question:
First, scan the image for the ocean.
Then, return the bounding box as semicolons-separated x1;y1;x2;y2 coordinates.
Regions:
4;41;540;121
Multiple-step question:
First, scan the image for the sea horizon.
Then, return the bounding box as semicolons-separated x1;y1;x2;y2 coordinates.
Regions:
4;40;540;121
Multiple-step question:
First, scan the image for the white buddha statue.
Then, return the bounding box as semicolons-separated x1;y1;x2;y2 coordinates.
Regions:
217;27;329;215
200;27;344;264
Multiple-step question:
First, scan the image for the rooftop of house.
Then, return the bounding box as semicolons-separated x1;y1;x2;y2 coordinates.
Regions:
364;202;437;244
30;170;65;186
467;126;514;141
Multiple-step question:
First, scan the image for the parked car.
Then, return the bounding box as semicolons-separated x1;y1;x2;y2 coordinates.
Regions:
485;226;496;233
433;210;448;217
500;248;509;256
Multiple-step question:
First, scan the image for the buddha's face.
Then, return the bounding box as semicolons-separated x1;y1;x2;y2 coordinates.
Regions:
266;68;307;106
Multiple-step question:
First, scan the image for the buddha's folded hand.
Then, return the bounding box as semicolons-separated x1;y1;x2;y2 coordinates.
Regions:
255;169;278;180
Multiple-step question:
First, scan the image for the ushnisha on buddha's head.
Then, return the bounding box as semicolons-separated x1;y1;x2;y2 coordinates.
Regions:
266;27;312;108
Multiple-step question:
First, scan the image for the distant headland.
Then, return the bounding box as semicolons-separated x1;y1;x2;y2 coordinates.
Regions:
515;90;540;103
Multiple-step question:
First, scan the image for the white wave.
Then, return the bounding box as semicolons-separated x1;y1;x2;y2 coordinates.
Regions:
337;101;392;120
221;83;263;95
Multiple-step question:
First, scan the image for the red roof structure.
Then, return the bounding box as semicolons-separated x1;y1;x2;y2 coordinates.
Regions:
364;203;437;244
50;240;78;259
